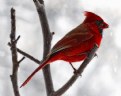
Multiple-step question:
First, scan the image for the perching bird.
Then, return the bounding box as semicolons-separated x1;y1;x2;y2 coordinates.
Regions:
20;11;109;88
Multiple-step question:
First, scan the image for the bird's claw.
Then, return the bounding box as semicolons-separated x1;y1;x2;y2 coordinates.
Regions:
69;62;81;76
73;69;81;76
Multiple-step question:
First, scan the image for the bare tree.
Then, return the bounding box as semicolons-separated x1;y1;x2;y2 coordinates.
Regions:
8;0;98;96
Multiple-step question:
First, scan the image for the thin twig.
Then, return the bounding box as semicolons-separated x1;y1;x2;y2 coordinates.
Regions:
33;0;54;95
18;57;25;64
14;35;21;44
51;32;55;35
8;42;41;64
9;8;20;96
16;48;41;64
52;44;98;96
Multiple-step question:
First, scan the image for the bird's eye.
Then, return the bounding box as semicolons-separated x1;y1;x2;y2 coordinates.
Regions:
95;20;103;26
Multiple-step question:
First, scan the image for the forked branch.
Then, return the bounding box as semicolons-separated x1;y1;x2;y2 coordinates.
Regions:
9;8;20;96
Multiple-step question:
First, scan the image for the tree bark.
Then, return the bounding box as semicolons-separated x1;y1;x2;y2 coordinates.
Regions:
9;8;20;96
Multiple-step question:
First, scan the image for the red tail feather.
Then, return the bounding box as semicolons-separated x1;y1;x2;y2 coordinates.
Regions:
20;61;48;88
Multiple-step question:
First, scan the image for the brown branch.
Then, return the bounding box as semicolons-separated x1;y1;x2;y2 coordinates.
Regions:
18;57;25;64
16;48;41;64
8;43;41;64
52;44;98;96
9;8;20;96
33;0;54;95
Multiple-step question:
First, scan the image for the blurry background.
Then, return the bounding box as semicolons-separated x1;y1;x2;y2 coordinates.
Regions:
0;0;121;96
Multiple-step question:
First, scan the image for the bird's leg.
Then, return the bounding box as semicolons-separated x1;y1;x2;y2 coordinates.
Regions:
69;62;81;76
69;62;77;72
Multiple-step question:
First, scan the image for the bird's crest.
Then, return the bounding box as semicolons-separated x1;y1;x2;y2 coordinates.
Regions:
83;11;103;23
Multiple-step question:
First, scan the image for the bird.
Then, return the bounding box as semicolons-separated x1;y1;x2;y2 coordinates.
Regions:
20;11;109;88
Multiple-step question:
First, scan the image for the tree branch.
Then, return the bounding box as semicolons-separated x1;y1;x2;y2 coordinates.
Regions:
8;43;41;64
9;8;20;96
52;45;98;96
33;0;54;95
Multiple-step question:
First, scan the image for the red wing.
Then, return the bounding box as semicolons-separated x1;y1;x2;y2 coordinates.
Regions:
50;24;93;55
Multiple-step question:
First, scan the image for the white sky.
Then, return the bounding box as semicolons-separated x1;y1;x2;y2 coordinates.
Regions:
0;0;121;96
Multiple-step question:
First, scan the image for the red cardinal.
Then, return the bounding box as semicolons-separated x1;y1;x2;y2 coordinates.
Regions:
20;11;109;88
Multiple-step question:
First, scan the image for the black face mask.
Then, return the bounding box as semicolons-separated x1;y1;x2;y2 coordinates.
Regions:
95;20;103;35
